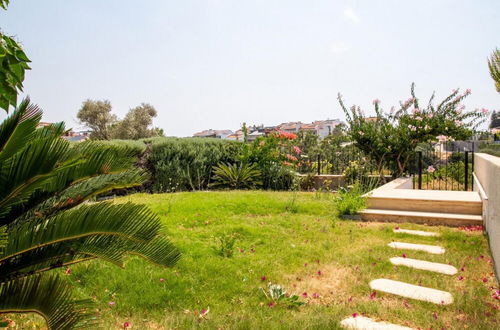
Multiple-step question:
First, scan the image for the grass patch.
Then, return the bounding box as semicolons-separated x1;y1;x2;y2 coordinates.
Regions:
7;191;498;329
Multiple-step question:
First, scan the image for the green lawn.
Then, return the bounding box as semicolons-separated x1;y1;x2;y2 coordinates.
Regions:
13;191;499;329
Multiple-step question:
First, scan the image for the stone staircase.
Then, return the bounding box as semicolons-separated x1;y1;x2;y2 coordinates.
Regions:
359;180;483;227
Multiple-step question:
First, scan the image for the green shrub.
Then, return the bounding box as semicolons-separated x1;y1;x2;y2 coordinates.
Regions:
146;138;241;192
335;183;367;216
211;162;262;189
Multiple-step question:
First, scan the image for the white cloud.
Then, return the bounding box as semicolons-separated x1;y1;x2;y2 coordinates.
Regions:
343;7;360;23
330;41;349;54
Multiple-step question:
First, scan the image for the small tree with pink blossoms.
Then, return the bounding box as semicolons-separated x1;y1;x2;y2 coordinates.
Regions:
338;83;488;181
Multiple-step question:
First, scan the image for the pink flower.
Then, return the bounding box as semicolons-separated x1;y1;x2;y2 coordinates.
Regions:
436;135;448;142
427;165;435;173
261;276;267;282
312;293;320;299
160;278;165;283
481;108;489;114
317;270;322;276
482;277;488;283
123;322;130;329
64;267;72;275
412;107;420;114
402;253;407;258
108;301;115;307
200;308;209;316
352;313;358;318
458;276;464;281
465;88;472;95
395;226;400;230
304;263;308;267
369;291;377;300
427;112;434;118
302;292;308;298
293;146;301;155
373;99;381;105
268;301;276;308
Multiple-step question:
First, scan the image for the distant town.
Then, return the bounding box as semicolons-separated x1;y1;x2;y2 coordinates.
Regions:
193;119;343;141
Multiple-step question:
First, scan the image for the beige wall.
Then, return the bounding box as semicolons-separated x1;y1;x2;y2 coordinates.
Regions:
474;153;500;277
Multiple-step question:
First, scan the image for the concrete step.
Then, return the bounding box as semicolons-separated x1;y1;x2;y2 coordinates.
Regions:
388;242;445;254
360;209;482;227
369;278;453;305
367;190;482;215
390;257;457;275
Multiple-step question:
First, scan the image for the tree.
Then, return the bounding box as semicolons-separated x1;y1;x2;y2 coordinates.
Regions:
111;103;163;140
488;48;500;93
76;99;116;140
490;110;500;129
0;99;180;328
338;84;487;180
0;1;31;112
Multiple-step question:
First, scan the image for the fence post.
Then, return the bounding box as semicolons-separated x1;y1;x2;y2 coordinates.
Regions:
471;151;474;191
417;151;422;190
317;154;321;175
464;151;469;191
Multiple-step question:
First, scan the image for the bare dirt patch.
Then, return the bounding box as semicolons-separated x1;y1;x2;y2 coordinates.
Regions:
286;263;355;305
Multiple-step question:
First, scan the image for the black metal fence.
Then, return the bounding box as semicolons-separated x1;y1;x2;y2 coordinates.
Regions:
299;144;379;176
411;141;475;191
299;140;476;192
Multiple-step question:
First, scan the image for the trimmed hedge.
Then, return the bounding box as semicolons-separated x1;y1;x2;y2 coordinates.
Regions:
146;138;241;192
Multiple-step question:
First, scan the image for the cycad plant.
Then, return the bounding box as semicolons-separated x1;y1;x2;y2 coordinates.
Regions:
0;99;181;329
211;162;262;189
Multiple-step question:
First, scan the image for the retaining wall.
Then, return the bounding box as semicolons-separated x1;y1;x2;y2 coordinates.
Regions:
474;153;500;277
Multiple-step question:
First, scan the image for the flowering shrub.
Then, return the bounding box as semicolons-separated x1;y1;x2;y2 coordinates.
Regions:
240;131;301;190
338;84;488;180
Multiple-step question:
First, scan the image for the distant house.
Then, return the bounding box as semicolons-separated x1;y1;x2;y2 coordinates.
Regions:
226;130;245;141
278;122;302;133
36;122;53;129
193;129;233;139
247;131;264;142
313;119;342;139
292;119;342;139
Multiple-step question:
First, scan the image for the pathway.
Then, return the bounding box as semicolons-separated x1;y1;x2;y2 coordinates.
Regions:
341;227;455;329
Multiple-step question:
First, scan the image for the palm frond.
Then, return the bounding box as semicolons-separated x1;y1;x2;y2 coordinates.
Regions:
0;234;180;281
0;98;41;162
18;170;147;221
3;202;163;261
0;274;94;329
488;48;500;93
0;137;75;221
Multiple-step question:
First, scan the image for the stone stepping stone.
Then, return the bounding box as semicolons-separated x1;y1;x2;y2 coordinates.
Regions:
388;242;445;254
393;228;439;237
390;257;457;275
369;278;453;305
340;315;414;330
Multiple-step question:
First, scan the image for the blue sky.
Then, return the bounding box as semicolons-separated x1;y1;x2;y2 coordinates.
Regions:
1;0;499;136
